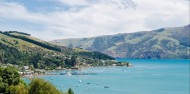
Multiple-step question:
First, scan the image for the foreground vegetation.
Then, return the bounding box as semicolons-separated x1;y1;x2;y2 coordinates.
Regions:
0;66;74;94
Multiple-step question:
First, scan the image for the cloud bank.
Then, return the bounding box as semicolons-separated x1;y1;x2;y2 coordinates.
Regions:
0;0;189;40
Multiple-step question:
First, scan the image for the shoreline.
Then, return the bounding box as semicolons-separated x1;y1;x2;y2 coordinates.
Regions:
21;65;132;78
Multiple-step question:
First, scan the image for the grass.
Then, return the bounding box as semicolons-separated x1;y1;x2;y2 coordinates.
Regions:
0;33;53;52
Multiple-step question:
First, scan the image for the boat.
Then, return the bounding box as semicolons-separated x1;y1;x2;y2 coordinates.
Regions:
104;86;109;88
67;72;72;76
60;72;67;75
79;80;82;83
71;72;97;75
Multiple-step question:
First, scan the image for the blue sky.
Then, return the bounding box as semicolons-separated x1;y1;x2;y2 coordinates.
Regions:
0;0;189;40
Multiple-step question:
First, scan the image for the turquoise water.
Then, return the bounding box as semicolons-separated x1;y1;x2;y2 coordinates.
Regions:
25;59;190;94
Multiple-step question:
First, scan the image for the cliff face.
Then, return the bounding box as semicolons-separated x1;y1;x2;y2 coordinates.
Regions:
50;25;190;59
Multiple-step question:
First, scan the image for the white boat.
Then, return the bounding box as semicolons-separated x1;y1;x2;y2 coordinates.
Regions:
67;72;72;76
79;80;82;83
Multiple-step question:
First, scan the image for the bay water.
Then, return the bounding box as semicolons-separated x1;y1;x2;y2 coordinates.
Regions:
25;59;190;94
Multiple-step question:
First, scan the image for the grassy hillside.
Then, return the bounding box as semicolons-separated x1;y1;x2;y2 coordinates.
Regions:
0;31;115;69
0;32;54;52
50;25;190;59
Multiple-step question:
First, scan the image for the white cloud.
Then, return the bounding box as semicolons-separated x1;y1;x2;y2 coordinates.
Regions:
58;0;90;6
0;0;189;41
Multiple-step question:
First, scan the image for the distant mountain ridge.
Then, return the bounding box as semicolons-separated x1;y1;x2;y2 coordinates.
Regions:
50;25;190;59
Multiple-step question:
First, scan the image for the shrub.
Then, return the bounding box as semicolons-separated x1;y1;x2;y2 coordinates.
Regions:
29;78;63;94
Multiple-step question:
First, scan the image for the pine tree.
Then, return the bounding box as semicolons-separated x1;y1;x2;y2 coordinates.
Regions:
68;88;74;94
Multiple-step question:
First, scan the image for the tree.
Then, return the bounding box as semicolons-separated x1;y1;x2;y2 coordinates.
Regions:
68;88;74;94
29;52;44;68
29;78;63;94
0;50;4;63
1;67;20;86
0;66;26;94
7;83;28;94
70;56;77;67
0;67;73;94
0;67;7;93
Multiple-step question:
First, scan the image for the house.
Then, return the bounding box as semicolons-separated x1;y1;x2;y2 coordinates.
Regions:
23;66;29;70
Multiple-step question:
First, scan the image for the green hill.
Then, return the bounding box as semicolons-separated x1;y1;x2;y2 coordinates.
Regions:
50;25;190;59
0;31;115;69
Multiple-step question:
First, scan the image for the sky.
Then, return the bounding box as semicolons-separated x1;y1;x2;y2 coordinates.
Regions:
0;0;189;41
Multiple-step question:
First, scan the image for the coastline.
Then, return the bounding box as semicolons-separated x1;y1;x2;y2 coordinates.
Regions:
21;64;133;78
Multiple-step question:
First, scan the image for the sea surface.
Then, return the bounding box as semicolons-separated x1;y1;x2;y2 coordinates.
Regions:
24;59;190;94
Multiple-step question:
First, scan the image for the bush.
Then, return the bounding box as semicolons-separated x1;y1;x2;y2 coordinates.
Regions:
7;83;28;94
29;78;63;94
0;66;73;94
